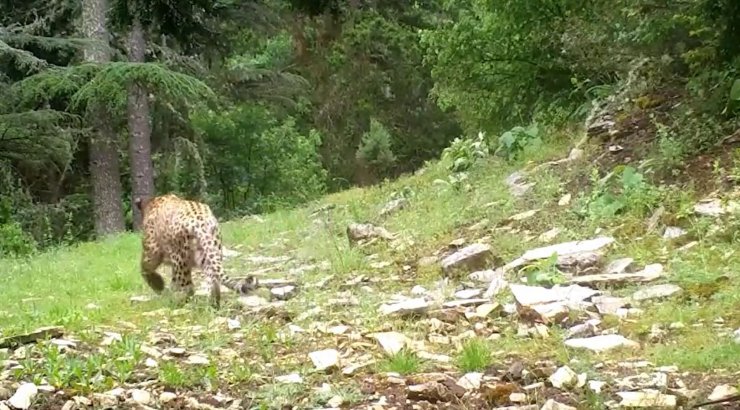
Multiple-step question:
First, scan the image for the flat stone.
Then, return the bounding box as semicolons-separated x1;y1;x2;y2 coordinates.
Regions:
275;373;303;384
592;296;629;315
605;257;634;274
707;384;738;401
456;372;483;390
380;298;429;316
442;298;490;308
570;263;664;286
632;284;681;301
615;390;676;408
270;286;297;300
549;366;577;389
369;332;409;355
454;289;482;299
564;335;639;352
308;349;340;371
8;383;38;410
441;243;494;274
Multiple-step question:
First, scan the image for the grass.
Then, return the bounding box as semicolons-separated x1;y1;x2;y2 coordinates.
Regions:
3;130;740;407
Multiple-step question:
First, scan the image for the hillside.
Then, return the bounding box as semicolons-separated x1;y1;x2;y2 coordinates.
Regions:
3;120;740;409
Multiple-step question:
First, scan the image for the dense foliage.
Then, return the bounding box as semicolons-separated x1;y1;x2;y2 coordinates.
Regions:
1;0;739;255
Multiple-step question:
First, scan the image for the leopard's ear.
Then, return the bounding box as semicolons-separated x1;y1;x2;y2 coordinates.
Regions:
135;196;154;212
134;197;144;211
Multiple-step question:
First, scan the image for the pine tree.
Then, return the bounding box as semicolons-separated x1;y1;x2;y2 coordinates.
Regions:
81;0;126;236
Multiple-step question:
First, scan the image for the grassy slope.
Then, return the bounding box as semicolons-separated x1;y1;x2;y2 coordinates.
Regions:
2;130;740;407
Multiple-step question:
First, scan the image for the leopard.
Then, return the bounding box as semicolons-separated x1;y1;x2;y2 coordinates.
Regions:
135;193;258;308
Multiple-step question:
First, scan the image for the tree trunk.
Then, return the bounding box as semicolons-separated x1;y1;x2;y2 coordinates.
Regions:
127;17;155;230
81;0;125;237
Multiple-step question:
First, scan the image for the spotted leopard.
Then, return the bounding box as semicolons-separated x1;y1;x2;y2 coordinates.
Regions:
135;193;257;308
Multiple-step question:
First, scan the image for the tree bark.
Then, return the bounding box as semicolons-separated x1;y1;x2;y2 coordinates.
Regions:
127;17;155;230
81;0;125;237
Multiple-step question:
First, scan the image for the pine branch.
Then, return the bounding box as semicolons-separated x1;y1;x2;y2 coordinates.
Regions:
70;62;217;112
0;38;50;73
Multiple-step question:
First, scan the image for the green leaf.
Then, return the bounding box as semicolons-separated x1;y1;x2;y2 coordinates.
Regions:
731;79;740;101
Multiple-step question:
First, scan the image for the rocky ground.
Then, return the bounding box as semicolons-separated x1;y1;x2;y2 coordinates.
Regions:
3;130;740;409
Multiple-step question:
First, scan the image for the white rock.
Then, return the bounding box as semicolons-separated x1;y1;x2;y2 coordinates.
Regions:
588;380;606;393
440;243;493;274
520;237;614;263
271;285;297;300
144;357;158;368
694;198;740;217
8;383;37;410
558;194;572;206
442;298;490;308
507;209;540;222
159;392;177;403
456;372;483;390
538;228;562;242
227;318;241;330
238;295;269;307
410;285;428;295
379;198;409;217
615;390;676;408
186;354;210;365
327;395;345;407
570;263;664;286
605;257;634;274
632;284;681;301
564;335;639;352
130;389;151;405
591;296;629;315
510;284;599;306
662;226;686;239
540;399;577;410
510;392;527;402
308;349;340;371
454;289;482;299
379;298;429;316
549;366;577;389
707;384;738;401
275;373;303;384
370;332;409;355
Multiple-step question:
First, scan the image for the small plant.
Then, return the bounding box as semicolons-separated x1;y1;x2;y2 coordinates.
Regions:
654;122;687;173
441;131;491;172
456;338;493;372
494;123;542;161
379;348;424;375
519;253;565;286
576;165;663;221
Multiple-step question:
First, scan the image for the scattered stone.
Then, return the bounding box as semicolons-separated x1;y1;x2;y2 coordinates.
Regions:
510;284;599;307
0;326;64;349
238;295;269;308
538;228;562;243
663;226;687;239
347;223;395;245
270;285;297;301
370;332;409;355
308;349;340;371
130;389;151;405
541;399;577;410
570;263;664;286
506;171;534;197
456;372;483;390
92;393;117;407
379;198;409;217
549;366;577;389
380;298;429;316
558;194;572;206
556;251;603;274
707;384;738;401
615;390;677;408
129;295;151;303
694;197;740;217
159;392;177;403
186;354;210;365
507;209;540;222
8;383;38;410
276;373;303;384
407;380;465;402
454;289;482;299
605;257;634;274
565;319;600;338
632;284;682;301
564;335;639;352
588;380;606;393
227;318;241;330
441;243;494;275
442;298;490;308
592;296;629;315
509;392;527;403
